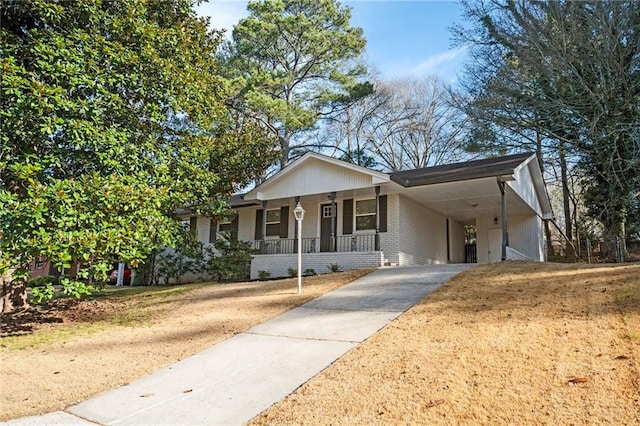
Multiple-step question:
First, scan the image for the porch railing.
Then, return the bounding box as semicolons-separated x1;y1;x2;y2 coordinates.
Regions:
252;234;378;255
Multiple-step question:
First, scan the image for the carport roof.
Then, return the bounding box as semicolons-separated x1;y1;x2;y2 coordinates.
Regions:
390;153;534;187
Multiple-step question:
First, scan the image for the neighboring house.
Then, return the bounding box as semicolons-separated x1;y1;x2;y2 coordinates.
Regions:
185;152;553;279
28;256;83;280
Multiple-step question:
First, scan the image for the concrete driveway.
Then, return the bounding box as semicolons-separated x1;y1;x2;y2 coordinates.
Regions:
5;264;471;426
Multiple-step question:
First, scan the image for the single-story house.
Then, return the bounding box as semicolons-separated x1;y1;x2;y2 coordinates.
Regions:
187;152;553;279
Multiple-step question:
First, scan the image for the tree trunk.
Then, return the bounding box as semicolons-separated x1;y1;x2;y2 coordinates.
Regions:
1;271;29;313
544;220;555;257
279;133;290;169
559;144;573;255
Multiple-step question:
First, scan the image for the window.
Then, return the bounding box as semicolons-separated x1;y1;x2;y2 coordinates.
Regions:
219;217;237;239
322;205;334;218
182;216;197;235
355;199;376;231
265;209;281;237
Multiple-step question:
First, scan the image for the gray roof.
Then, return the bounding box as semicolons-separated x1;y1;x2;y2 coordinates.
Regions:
390;153;534;187
228;193;259;208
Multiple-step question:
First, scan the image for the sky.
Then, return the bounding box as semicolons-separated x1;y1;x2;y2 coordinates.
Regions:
194;0;469;83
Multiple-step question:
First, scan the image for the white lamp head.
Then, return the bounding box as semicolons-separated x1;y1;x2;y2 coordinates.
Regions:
293;202;305;221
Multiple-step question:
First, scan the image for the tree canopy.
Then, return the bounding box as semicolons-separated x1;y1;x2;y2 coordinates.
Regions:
323;75;466;171
0;0;276;309
221;0;369;168
454;0;640;252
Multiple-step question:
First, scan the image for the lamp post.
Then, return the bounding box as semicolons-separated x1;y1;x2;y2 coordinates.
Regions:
293;202;305;294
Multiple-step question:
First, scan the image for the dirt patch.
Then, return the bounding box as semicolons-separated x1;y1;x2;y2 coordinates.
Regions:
250;262;640;425
1;298;131;337
0;270;371;420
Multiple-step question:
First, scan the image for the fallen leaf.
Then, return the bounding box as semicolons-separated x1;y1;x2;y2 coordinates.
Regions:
614;355;629;360
567;377;588;385
426;399;445;408
183;389;193;393
140;393;154;398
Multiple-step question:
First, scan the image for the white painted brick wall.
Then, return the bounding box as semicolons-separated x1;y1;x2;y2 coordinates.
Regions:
250;251;384;279
395;195;448;265
380;193;400;265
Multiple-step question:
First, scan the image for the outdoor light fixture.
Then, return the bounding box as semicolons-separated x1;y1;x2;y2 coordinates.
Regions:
293;202;305;222
293;202;305;294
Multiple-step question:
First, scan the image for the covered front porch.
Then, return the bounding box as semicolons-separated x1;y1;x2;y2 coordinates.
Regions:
251;234;378;255
244;191;388;279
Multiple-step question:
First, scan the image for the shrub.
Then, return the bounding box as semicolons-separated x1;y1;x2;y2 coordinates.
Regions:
303;268;316;276
202;235;255;282
156;251;199;285
327;263;342;273
258;270;271;280
287;267;297;277
27;275;57;288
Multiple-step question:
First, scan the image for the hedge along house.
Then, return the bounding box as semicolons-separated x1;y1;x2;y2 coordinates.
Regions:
188;152;552;279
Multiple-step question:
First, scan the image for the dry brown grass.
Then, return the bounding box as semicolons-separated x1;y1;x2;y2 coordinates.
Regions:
251;262;640;425
0;270;371;421
3;262;639;424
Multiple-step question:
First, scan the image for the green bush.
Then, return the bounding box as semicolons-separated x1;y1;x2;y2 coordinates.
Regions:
287;267;297;277
202;235;255;282
156;251;199;285
27;275;57;288
258;270;271;280
327;263;342;273
303;268;316;276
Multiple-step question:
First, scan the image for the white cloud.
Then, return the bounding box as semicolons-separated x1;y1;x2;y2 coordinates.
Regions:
409;45;469;80
194;1;249;36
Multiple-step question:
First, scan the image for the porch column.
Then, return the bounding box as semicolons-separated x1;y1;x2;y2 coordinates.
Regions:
294;196;300;252
330;192;337;252
497;177;509;261
375;186;381;251
261;200;267;254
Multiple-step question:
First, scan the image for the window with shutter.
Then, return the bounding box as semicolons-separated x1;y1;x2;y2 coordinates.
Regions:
355;199;376;231
265;209;281;237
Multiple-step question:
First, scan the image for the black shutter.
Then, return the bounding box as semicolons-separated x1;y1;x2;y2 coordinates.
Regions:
231;215;239;239
189;216;197;235
280;206;289;238
255;209;264;239
379;195;387;232
343;199;353;235
209;220;217;243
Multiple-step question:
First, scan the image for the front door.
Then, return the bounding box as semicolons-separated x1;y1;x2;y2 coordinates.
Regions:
320;203;337;252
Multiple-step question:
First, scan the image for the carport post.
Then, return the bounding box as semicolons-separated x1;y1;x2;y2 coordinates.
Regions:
497;177;509;261
375;186;381;251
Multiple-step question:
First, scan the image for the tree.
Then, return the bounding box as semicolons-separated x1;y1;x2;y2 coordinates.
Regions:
0;0;276;311
453;0;640;257
221;0;368;168
323;75;467;171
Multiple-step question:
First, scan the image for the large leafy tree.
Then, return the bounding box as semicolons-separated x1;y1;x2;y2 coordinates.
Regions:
222;0;369;169
0;0;276;311
454;0;640;256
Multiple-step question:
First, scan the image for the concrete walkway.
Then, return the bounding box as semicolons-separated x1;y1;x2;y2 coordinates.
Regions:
5;264;470;426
